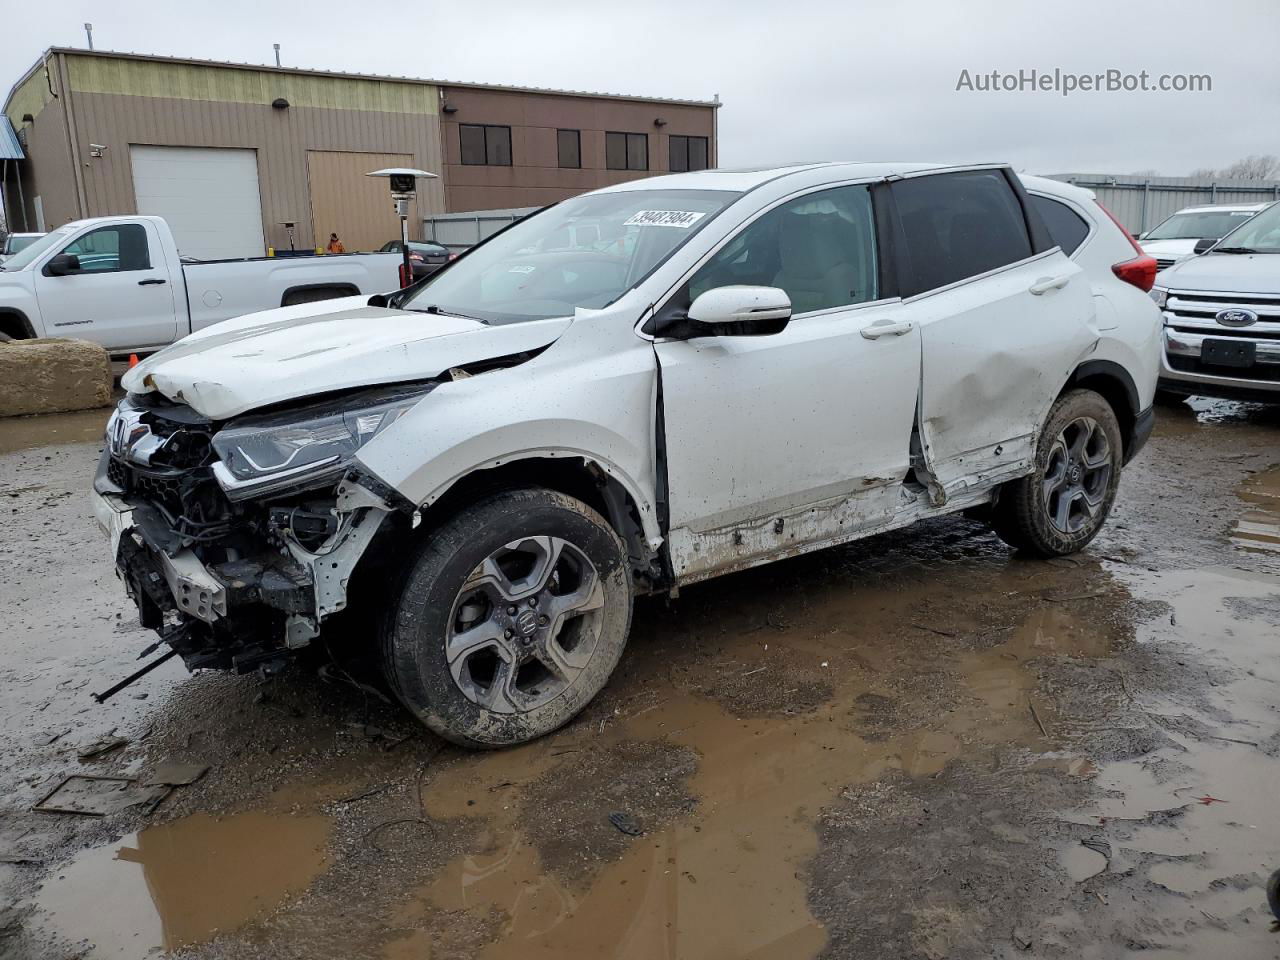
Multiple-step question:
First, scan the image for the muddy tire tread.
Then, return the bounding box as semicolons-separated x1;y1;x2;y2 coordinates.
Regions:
379;487;631;749
991;388;1124;558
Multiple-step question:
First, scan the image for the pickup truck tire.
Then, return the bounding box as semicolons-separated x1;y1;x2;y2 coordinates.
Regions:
382;488;632;748
991;389;1123;557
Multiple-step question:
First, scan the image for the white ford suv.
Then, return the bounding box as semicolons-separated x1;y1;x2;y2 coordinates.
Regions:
93;162;1162;746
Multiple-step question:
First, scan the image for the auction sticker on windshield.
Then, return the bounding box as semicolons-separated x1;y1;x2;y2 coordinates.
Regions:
624;210;707;228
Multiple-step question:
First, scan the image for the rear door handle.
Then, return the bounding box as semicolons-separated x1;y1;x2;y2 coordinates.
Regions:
138;278;167;286
1028;275;1070;295
860;318;914;340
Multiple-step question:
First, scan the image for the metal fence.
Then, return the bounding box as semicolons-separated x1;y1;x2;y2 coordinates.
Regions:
1046;173;1280;234
424;207;539;250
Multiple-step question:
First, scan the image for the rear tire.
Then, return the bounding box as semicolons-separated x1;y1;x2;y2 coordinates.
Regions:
381;488;632;748
991;389;1123;557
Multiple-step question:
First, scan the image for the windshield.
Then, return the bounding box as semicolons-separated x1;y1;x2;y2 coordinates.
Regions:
1145;209;1258;241
1211;201;1280;253
1;227;73;271
401;188;739;324
7;235;41;254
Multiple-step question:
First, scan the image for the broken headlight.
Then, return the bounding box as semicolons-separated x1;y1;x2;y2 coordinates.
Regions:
210;386;432;498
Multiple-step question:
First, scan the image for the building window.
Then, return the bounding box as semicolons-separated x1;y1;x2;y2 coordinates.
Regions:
557;129;581;169
669;135;710;173
459;124;512;166
606;132;648;171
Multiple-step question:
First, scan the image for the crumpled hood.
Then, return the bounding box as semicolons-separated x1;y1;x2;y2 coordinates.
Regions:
122;296;573;419
1158;252;1280;294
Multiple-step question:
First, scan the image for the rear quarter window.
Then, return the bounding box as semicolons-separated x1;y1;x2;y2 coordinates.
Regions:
892;170;1033;296
1029;195;1090;256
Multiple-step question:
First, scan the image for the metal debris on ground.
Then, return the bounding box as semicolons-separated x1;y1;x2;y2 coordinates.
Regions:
608;811;644;836
145;762;209;786
77;735;128;760
32;774;169;816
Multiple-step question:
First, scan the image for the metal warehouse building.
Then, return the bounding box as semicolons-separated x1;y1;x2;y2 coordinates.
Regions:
1;48;718;259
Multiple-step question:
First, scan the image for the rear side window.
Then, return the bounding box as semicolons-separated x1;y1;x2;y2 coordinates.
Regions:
1029;194;1090;256
892;170;1032;296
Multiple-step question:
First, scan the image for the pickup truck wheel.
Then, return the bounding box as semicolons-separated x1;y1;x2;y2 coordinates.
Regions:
382;488;632;748
991;389;1123;557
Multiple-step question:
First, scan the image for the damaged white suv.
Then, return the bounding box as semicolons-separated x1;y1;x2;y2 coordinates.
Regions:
94;163;1161;747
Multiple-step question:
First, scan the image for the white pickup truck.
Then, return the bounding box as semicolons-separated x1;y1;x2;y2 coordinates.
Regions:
0;215;401;355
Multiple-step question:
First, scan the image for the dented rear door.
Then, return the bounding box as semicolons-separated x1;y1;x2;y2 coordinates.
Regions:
888;170;1097;502
910;255;1094;499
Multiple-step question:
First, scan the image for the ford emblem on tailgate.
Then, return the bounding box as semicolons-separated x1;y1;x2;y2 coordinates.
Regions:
1215;308;1258;327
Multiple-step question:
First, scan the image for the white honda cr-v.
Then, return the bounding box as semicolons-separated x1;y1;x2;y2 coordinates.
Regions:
94;162;1162;746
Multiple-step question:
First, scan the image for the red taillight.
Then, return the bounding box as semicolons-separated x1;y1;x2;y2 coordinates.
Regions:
410;252;424;261
1111;255;1158;292
398;263;411;288
447;253;458;261
1095;200;1157;292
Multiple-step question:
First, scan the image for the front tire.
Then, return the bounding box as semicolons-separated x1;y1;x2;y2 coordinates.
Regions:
991;389;1124;557
382;488;632;748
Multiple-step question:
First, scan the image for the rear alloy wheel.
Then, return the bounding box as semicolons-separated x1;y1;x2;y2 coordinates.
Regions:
992;389;1124;557
382;488;632;748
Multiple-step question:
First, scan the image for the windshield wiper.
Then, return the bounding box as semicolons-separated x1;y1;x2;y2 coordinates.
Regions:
1213;246;1260;254
411;304;489;324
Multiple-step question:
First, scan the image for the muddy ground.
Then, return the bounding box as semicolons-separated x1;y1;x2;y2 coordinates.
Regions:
1;398;1278;960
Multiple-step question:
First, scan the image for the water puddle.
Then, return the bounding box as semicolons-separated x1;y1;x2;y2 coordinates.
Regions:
1232;465;1280;554
35;809;330;956
0;407;111;455
386;560;1127;959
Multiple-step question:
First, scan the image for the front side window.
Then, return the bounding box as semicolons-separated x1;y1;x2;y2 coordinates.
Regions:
460;124;512;166
606;132;648;171
400;188;738;325
1029;195;1090;256
669;135;710;173
59;224;151;273
892;170;1033;296
557;129;581;169
685;184;878;314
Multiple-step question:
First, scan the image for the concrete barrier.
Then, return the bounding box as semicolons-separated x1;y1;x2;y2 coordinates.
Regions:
0;338;114;418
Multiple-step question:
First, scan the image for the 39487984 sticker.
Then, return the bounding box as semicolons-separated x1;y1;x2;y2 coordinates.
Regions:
624;210;707;229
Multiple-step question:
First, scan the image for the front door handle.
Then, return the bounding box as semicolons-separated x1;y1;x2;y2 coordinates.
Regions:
861;318;914;340
138;278;167;286
1028;275;1070;295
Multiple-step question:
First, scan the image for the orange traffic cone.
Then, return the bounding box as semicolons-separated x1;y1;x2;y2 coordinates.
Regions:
128;354;140;368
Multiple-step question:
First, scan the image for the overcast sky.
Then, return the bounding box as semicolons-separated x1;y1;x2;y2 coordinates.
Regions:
6;0;1277;176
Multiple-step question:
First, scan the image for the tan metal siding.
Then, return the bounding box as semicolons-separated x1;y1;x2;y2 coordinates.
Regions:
307;150;416;253
68;92;445;251
65;56;438;115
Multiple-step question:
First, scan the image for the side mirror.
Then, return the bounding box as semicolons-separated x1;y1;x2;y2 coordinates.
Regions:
45;253;82;276
682;285;792;337
1193;238;1217;255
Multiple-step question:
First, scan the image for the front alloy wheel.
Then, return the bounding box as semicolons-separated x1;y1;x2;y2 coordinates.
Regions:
447;536;605;714
382;488;632;748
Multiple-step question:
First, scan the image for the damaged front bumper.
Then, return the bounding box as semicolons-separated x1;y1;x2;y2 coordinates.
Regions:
93;445;397;674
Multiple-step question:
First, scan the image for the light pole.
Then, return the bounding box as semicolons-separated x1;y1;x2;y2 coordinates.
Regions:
365;168;438;288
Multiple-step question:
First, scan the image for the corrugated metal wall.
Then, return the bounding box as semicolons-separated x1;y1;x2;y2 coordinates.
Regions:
58;52;446;250
1048;173;1280;234
308;150;416;252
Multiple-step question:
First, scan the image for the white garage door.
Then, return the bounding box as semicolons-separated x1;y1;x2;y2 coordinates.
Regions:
130;146;266;260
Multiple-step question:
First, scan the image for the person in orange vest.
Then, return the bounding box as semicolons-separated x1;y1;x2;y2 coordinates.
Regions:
327;233;346;254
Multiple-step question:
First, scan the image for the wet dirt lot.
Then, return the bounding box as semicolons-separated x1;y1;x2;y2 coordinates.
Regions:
1;398;1278;960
